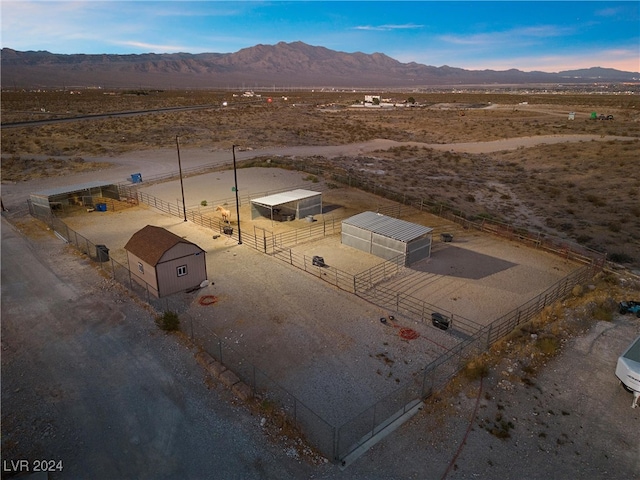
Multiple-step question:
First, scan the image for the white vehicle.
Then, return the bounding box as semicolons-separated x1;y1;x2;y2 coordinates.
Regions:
615;335;640;408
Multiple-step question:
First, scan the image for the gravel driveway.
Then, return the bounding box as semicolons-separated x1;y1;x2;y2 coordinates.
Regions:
1;217;318;479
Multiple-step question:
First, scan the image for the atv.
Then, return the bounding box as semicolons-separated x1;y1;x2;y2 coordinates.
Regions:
619;301;640;317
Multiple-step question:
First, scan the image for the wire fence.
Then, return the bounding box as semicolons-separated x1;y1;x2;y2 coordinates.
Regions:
27;160;606;463
26;200;340;459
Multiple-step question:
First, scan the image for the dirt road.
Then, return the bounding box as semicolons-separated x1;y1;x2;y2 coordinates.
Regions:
1;134;633;213
0;217;316;479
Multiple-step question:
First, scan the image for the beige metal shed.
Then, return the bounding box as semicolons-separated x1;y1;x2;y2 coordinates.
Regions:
124;225;207;297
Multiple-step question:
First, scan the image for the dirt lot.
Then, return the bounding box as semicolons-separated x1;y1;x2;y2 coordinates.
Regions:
53;166;590;438
3;204;639;479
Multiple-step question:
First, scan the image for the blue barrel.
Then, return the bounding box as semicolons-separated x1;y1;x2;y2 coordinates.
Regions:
95;203;107;212
131;173;142;183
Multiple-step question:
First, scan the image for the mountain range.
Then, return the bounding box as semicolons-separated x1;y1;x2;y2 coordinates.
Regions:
2;41;638;90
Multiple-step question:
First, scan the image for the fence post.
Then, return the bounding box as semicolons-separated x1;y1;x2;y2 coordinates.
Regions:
252;365;256;391
293;398;297;426
371;403;377;434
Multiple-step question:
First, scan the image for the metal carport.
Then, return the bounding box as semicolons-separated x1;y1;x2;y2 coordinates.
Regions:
341;211;433;266
28;181;120;216
250;189;322;221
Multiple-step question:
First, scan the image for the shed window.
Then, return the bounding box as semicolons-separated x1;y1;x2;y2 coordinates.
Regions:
177;265;187;277
138;262;144;273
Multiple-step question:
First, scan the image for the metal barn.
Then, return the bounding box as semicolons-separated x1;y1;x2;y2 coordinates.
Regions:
29;181;120;216
124;225;207;298
250;189;322;221
341;211;433;266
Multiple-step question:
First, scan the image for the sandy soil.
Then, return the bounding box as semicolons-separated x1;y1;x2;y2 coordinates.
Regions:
2;134;639;478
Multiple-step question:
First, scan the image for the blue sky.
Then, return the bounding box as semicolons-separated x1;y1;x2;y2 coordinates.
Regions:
2;1;639;72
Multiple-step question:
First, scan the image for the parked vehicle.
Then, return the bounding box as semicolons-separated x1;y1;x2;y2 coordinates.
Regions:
619;301;640;317
615;335;640;408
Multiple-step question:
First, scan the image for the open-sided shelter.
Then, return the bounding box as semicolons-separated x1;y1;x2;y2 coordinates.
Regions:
124;225;207;298
250;189;322;221
29;181;120;216
341;211;433;266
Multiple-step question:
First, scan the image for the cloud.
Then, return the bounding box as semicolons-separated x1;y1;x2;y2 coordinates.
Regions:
354;24;423;32
111;41;193;54
595;7;623;17
440;24;575;48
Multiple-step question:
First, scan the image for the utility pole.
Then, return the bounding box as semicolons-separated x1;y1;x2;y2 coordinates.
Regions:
176;136;187;222
232;145;242;244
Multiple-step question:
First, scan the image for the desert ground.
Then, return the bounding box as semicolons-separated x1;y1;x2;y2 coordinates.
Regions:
53;167;582;427
2;89;639;270
2;90;640;478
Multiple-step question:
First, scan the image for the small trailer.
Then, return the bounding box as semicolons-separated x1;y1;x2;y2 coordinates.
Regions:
615;335;640;408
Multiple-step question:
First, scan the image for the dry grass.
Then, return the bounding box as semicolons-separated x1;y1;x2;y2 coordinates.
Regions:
2;89;639;266
1;155;112;181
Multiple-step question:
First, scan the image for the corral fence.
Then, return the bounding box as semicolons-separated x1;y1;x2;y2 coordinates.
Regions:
276;160;607;269
25;201;340;459
27;161;606;464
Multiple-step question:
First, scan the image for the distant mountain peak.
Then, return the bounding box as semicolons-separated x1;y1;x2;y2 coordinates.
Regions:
1;42;638;89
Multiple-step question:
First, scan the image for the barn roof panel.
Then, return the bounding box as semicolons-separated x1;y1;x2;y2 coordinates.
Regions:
250;189;321;207
32;181;116;198
124;225;203;266
342;211;432;242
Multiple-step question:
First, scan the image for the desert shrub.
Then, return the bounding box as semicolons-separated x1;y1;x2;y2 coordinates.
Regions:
200;200;208;206
586;194;606;207
536;336;560;355
157;310;180;331
575;234;592;244
463;359;489;380
593;304;613;322
608;252;634;264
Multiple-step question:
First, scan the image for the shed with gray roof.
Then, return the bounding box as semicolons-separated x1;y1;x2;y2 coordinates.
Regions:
341;211;433;266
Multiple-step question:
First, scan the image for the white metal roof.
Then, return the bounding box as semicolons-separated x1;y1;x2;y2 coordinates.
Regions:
342;211;433;242
250;189;321;207
32;181;116;198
